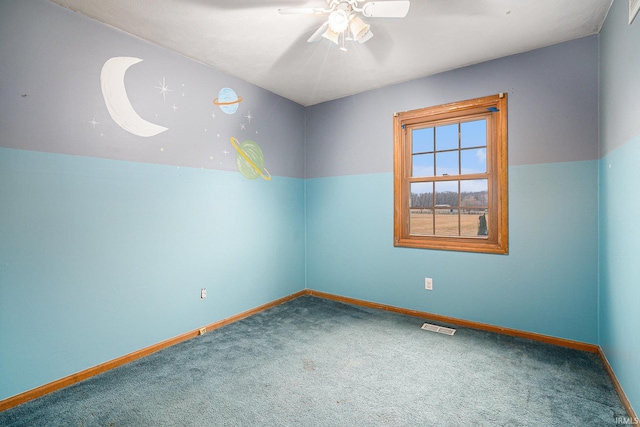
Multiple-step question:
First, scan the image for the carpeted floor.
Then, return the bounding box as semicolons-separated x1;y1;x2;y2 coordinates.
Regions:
0;296;627;426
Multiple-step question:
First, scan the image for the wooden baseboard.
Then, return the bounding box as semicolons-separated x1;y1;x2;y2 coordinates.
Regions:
0;290;306;412
306;290;638;420
305;290;599;353
2;288;636;422
598;347;638;422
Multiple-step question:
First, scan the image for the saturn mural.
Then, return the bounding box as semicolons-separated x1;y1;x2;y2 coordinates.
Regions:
230;137;271;181
213;87;243;114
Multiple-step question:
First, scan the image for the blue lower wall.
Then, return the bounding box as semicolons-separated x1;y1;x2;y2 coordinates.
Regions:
598;0;640;413
0;150;601;402
599;135;640;413
0;148;305;400
306;160;598;343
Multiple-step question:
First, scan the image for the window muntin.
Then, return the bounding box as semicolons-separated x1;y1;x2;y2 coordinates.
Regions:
394;94;508;254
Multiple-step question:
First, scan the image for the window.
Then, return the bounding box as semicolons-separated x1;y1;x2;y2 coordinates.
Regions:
393;94;508;254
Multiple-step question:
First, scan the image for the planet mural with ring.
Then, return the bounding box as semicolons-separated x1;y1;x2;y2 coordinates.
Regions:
230;137;271;181
213;87;242;114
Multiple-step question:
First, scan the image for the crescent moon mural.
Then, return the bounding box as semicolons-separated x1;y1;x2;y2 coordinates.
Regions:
100;57;168;137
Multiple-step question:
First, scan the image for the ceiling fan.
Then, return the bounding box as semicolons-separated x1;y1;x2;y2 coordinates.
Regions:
278;0;410;51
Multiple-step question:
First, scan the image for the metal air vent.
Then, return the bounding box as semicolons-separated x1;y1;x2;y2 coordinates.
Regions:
421;322;456;336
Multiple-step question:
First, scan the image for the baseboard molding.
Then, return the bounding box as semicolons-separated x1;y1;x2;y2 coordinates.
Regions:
306;290;637;420
598;347;638;422
0;290;306;412
2;288;636;422
306;290;599;352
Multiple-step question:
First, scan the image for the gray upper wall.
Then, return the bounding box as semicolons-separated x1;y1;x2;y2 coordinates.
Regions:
599;0;640;155
305;35;599;178
0;0;306;178
1;1;598;180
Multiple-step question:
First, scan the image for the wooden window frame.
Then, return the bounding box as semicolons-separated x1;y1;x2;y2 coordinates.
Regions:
393;94;508;254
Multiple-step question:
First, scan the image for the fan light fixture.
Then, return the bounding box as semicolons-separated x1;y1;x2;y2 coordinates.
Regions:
349;16;370;41
279;1;409;52
322;27;341;44
324;11;371;51
324;3;357;51
328;8;350;32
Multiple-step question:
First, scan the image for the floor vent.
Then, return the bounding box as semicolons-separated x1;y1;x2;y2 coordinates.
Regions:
421;322;456;336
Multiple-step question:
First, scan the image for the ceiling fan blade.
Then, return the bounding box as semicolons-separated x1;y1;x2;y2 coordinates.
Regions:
361;1;410;18
307;22;329;43
278;7;328;15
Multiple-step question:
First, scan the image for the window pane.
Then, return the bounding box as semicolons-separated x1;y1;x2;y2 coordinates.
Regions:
412;153;434;177
460;119;486;149
460;179;488;206
460;209;489;237
410;208;433;235
412;127;434;154
410;182;433;236
435;181;458;207
461;148;487;174
435;208;459;236
410;182;433;208
436;123;458;151
434;181;459;235
436;151;458;176
460;180;488;237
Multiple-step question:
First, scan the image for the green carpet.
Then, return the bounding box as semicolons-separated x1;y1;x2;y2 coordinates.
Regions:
0;296;627;426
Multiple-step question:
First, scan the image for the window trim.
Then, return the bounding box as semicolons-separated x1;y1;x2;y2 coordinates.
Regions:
393;94;509;254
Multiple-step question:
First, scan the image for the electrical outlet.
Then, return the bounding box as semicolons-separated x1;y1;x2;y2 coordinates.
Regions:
200;288;207;299
425;278;433;290
199;327;206;335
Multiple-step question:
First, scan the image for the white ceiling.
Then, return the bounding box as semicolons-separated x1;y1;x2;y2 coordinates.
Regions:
48;0;612;106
